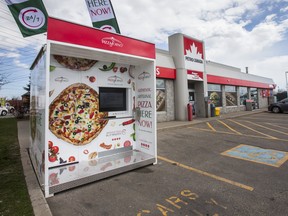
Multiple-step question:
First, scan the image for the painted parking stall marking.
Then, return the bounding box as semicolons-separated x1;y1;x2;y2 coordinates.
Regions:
137;189;226;216
158;156;254;191
217;120;242;135
221;144;288;167
239;120;288;136
206;122;216;131
228;119;278;139
188;126;288;142
266;122;288;130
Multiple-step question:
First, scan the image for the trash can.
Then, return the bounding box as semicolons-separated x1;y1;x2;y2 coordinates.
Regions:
215;107;220;116
210;103;215;117
187;103;193;121
245;99;253;111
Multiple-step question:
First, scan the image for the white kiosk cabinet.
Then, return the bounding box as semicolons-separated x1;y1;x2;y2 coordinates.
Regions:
30;17;157;197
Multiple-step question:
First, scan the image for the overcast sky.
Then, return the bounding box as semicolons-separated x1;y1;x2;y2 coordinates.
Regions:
0;0;288;99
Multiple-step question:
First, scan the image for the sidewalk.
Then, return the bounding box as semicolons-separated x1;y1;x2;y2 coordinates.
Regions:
17;108;266;216
17;120;53;216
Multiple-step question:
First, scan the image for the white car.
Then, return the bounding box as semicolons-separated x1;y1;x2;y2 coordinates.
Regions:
5;103;15;113
0;106;8;116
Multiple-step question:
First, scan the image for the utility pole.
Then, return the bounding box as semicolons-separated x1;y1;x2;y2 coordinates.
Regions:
286;71;288;97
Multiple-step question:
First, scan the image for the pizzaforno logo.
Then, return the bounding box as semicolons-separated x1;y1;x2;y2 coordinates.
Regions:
101;37;123;48
18;7;46;29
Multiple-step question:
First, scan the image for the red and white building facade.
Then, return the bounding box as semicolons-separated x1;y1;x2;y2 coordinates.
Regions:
156;33;275;121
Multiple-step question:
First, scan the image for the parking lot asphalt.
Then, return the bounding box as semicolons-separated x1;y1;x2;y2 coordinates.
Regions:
17;109;288;216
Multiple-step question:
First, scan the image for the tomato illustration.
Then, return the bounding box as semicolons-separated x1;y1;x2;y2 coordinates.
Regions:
48;141;53;149
49;173;59;185
89;76;96;82
113;67;118;72
124;140;131;147
69;156;76;162
51;146;59;154
124;156;131;163
68;165;76;172
48;154;57;162
120;67;127;73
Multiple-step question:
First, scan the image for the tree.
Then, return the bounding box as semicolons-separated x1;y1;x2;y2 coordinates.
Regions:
22;76;30;107
23;76;31;93
0;73;10;90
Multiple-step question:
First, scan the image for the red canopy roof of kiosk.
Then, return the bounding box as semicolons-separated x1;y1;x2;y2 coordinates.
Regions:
47;17;155;60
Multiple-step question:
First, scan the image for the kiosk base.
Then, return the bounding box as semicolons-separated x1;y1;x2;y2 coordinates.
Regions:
48;150;155;195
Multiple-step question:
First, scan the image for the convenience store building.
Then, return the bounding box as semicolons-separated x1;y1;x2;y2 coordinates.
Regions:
155;33;275;122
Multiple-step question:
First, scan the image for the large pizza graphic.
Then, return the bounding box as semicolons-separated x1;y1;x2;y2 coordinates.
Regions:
53;55;97;71
49;83;108;145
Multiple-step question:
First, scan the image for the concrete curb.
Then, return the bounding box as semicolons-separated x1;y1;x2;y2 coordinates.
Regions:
18;120;52;216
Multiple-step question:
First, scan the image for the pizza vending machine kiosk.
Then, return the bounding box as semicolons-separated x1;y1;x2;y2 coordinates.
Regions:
29;17;157;197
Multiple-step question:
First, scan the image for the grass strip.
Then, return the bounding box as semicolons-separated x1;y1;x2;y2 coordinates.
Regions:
0;118;34;216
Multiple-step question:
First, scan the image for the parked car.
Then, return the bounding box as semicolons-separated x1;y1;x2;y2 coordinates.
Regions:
268;98;288;113
6;105;15;113
0;106;8;116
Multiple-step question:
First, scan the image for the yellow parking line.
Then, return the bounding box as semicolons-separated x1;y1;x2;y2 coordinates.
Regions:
241;116;288;122
207;122;216;131
158;156;254;191
217;120;242;135
228;119;278;139
189;127;237;135
187;127;288;142
266;123;288;131
242;120;288;136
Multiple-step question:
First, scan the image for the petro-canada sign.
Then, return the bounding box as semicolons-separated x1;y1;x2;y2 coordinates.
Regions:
183;37;205;72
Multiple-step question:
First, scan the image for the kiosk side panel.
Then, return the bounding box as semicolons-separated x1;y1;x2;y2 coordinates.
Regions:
135;62;157;159
30;50;47;188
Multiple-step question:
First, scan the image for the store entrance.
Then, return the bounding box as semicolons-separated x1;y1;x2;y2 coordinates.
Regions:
188;91;196;116
188;80;205;118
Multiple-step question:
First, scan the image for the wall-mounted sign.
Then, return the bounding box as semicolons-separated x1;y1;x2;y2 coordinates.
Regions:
261;89;272;97
156;66;176;79
183;37;205;72
187;70;203;81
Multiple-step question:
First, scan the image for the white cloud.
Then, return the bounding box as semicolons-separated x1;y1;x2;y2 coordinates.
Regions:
42;0;91;26
251;55;288;90
0;52;19;58
13;59;29;69
280;6;288;13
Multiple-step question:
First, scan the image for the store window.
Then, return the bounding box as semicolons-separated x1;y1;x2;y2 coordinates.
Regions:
208;84;222;107
239;87;248;105
156;79;166;111
225;85;237;106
